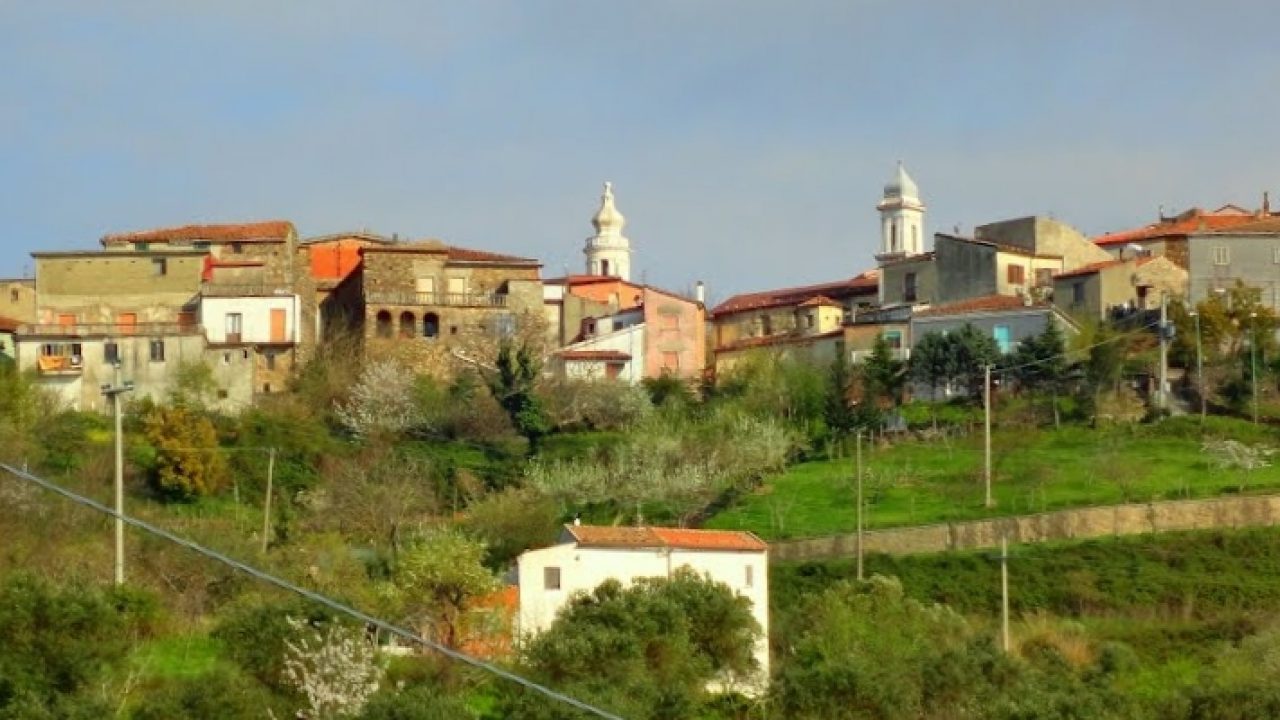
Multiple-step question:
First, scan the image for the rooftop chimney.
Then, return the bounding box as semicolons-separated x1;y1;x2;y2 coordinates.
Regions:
694;280;706;304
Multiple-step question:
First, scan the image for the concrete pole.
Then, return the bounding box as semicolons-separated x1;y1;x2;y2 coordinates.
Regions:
1000;534;1010;653
856;430;864;581
112;363;125;586
1251;312;1259;425
984;364;993;508
261;447;276;555
1192;311;1205;421
1158;292;1169;412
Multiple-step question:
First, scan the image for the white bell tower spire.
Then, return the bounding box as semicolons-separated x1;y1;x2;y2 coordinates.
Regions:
876;162;926;262
584;181;632;280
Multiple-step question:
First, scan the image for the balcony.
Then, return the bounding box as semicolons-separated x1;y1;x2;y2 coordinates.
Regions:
37;354;83;375
18;322;201;338
202;283;294;298
365;291;509;308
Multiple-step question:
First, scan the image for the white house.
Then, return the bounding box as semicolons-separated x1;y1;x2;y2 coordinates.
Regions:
516;524;770;689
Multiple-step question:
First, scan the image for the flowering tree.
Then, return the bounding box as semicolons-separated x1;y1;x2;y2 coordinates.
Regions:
334;360;422;439
282;617;385;719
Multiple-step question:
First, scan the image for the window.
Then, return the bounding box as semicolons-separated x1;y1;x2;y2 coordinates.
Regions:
8;289;17;302
805;314;815;329
104;342;119;364
1035;268;1054;287
544;567;561;590
1213;246;1230;266
242;349;250;360
134;242;149;252
745;565;754;588
231;242;244;254
662;351;680;371
1007;264;1025;285
223;352;231;365
904;272;918;302
263;383;272;393
601;259;611;276
423;312;440;338
450;325;458;335
415;277;435;295
216;389;228;399
993;325;1012;354
1072;281;1085;305
225;313;243;343
890;222;899;252
149;339;165;362
193;241;211;250
761;315;773;335
447;277;466;295
883;330;903;349
152;258;167;276
265;352;276;371
1273;247;1280;265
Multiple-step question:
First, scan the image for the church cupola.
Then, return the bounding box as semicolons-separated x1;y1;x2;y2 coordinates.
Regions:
584;181;632;280
876;162;926;262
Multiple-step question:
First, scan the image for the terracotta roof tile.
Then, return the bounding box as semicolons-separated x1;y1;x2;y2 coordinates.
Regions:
719;328;844;352
916;294;1043;318
101;221;295;245
563;524;766;552
444;245;539;264
712;271;878;316
1094;208;1264;246
798;295;842;308
1201;216;1280;234
0;316;20;333
1053;259;1128;279
361;241;538;264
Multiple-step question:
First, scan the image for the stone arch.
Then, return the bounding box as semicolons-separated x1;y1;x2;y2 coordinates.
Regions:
399;311;416;338
423;312;440;338
375;310;393;338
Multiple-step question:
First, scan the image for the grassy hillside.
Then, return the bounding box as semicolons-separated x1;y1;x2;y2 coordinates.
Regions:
705;416;1280;539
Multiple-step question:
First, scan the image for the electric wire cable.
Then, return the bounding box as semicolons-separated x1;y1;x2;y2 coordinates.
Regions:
0;462;626;720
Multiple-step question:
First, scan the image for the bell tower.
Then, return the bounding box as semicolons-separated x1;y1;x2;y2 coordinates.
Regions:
876;162;926;262
584;181;632;281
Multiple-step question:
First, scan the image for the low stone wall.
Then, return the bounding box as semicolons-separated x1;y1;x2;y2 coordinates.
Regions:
771;494;1280;561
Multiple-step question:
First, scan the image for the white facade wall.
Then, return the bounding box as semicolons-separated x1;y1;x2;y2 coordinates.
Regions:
516;543;770;684
200;295;300;344
561;323;646;384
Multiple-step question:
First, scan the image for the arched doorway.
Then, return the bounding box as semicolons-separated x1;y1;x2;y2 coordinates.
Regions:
399;311;416;338
375;310;393;338
423;312;440;338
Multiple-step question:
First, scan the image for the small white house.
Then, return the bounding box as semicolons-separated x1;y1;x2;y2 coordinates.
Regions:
516;524;770;688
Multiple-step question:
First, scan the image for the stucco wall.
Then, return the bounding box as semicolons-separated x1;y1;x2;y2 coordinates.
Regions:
771;493;1280;561
976;216;1112;270
1187;233;1280;308
201;295;300;344
516;543;769;682
935;236;998;302
0;279;36;323
879;256;937;306
35;254;204;323
642;288;704;380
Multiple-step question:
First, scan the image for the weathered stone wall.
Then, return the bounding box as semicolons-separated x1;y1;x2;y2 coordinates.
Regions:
771;494;1280;561
0;279;36;323
35;254;205;323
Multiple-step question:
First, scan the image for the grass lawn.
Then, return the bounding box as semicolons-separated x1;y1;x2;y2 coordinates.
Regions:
126;634;228;680
705;417;1280;540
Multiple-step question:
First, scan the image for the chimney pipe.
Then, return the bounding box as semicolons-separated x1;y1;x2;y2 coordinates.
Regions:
694;281;705;304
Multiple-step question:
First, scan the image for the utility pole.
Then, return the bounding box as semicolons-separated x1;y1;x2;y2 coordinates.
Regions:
1250;312;1259;424
1158;292;1169;412
984;364;993;508
261;447;276;555
1190;310;1205;421
1000;534;1011;653
856;430;864;581
101;363;134;586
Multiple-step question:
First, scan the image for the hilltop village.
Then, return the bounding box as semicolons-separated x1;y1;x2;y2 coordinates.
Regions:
5;164;1271;408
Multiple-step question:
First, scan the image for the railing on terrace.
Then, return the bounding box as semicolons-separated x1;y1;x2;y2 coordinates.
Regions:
364;291;508;308
18;322;201;337
201;283;295;298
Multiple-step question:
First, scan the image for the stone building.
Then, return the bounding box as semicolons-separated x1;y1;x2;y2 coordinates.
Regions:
99;221;313;396
1053;255;1188;321
1093;202;1280;307
358;241;544;377
301;231;398;338
0;278;36;323
13;250;253;412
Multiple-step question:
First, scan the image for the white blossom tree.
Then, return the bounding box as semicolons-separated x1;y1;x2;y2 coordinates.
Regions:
282;617;385;719
334;360;423;439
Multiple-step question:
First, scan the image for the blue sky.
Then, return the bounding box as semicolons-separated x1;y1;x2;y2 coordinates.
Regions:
2;1;1278;302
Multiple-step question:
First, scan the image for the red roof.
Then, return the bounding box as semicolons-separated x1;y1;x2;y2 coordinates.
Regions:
1202;216;1280;234
558;350;632;362
712;271;878;317
916;294;1043;318
1094;207;1264;246
362;241;538;264
101;220;295;245
563;525;766;552
719;328;843;352
445;245;539;264
0;316;20;333
1054;256;1158;280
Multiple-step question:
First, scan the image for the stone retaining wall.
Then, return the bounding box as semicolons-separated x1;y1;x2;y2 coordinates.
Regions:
771;494;1280;561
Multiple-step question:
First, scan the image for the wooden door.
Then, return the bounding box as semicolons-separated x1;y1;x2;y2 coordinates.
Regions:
269;308;287;343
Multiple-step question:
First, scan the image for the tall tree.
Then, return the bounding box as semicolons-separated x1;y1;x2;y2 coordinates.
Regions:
910;332;954;401
486;342;550;453
862;331;907;408
1010;321;1068;426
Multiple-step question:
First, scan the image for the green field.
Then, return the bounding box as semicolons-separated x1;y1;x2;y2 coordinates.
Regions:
705;417;1280;539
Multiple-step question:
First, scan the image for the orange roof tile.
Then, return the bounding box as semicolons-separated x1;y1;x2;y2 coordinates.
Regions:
361;241;538;264
712;271;878;317
916;294;1043;318
0;316;20;333
563;524;766;552
101;220;295;245
719;328;844;352
1094;208;1263;246
1201;216;1280;234
558;349;632;361
798;295;842;308
1053;259;1128;280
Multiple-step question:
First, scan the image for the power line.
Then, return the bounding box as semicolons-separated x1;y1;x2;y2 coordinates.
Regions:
0;462;626;720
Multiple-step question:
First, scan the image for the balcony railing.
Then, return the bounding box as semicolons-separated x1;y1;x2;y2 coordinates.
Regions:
18;322;201;338
202;283;294;297
365;291;508;308
37;355;83;375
